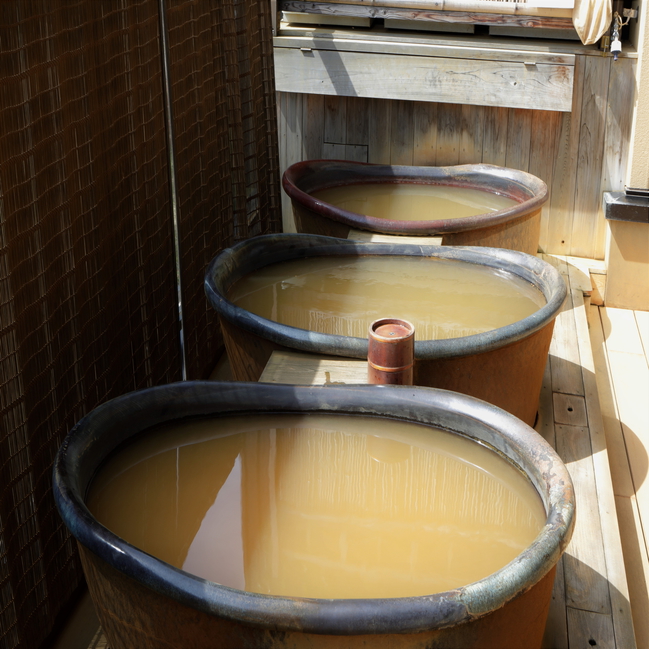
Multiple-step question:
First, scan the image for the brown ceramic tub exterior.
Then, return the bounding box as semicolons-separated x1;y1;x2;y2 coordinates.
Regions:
53;381;575;649
204;234;566;426
283;160;548;255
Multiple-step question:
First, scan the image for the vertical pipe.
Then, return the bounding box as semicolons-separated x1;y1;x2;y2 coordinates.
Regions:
158;0;187;380
367;318;415;385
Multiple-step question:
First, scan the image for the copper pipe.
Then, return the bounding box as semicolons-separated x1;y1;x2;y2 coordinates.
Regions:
368;318;415;385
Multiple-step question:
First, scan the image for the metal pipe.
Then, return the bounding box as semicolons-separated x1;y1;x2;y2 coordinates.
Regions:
158;0;187;380
367;318;415;385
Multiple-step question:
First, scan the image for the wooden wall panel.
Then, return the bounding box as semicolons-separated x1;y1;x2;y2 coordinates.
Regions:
277;53;634;259
571;56;611;259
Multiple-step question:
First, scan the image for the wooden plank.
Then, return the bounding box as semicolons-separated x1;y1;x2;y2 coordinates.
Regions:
344;144;368;162
505;107;532;172
324;94;347;144
635;310;649;364
614;494;648;649
279;3;576;32
436;102;461;166
535;358;555;447
390;100;414;165
565;257;593;295
566;608;616;649
275;23;593;60
481;105;508;167
346;96;370;146
542;557;569;649
605;219;649;310
600;307;644;355
573;292;637;649
458;103;484;165
322;142;347;159
347;230;443;245
273;48;575;111
570;55;611;259
413;101;438;166
556;423;612;615
278;92;297;232
529;110;561;254
259;350;367;385
599;58;636;257
303;92;325;160
591;272;606;306
553;393;588;427
368;97;392;163
605;349;649;557
588;305;635;498
548;283;585;396
546;52;584;256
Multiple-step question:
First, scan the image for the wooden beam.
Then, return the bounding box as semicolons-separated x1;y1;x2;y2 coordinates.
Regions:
274;47;574;111
280;1;575;29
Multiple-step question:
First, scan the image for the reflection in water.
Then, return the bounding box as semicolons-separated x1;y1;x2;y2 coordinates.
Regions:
312;183;517;222
229;257;546;341
88;414;546;599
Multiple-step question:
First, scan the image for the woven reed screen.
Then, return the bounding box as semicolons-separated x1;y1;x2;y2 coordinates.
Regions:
167;0;281;380
0;1;280;647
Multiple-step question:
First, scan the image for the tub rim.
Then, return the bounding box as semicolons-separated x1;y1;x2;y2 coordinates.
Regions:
282;160;548;236
53;381;575;636
204;233;567;360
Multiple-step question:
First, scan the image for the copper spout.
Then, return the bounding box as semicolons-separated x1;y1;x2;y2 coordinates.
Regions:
368;318;415;385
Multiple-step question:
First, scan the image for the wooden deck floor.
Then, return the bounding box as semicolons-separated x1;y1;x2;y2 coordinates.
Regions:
61;256;646;649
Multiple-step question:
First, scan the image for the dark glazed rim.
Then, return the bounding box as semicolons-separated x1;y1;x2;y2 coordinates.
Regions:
204;234;567;360
282;160;548;236
53;381;575;635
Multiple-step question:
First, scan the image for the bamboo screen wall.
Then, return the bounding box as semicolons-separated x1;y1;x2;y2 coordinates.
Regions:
0;2;280;648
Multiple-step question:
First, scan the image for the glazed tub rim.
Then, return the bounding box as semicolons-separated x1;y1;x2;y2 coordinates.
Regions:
282;160;548;236
53;381;575;636
204;233;567;361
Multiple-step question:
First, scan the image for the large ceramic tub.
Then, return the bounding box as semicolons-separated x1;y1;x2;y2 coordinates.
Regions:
53;381;575;649
205;234;566;426
283;160;548;254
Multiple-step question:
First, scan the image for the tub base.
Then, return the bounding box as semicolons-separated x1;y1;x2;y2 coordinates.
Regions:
80;543;556;649
293;205;542;255
222;317;555;427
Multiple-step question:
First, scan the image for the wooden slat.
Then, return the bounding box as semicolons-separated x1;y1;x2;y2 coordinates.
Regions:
556;423;612;615
566;608;616;649
390;100;414;165
635;310;649;363
481;105;508;167
543;559;569;649
573;293;637;649
570;55;611;259
546;53;585;256
614;493;649;649
347;231;443;244
259;350;366;385
323;142;347;159
529;110;561;254
599;58;636;257
505;107;532;172
273;48;575;111
548;280;585;396
279;2;576;31
458;103;483;165
368;97;392;163
324;94;347;144
600;307;645;354
346;96;370;146
413;101;438;166
436;103;461;166
303;92;325;160
588;305;636;498
553;393;588;427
